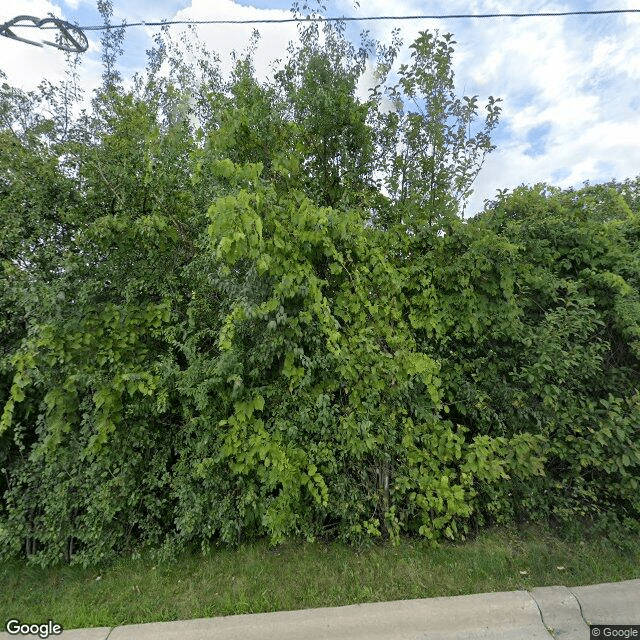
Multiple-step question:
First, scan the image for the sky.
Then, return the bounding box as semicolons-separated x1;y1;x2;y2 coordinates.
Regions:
1;0;640;217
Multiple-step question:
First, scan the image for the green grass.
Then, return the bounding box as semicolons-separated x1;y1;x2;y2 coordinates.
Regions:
2;523;639;630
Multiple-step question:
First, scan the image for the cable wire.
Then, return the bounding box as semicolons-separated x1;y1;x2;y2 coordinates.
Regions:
11;9;640;31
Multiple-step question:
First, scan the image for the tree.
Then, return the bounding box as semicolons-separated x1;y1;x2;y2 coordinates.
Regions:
370;31;501;232
96;0;125;92
274;15;375;208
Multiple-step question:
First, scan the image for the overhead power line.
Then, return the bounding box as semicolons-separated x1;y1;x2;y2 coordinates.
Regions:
7;9;640;32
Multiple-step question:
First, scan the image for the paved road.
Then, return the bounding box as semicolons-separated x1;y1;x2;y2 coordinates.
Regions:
2;579;638;640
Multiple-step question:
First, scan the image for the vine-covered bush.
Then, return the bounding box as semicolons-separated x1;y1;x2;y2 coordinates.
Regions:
1;6;638;567
462;185;640;530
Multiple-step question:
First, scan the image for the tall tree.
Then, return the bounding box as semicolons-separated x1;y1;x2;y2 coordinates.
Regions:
96;0;126;93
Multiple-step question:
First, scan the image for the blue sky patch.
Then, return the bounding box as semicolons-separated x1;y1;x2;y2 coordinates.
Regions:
525;122;552;158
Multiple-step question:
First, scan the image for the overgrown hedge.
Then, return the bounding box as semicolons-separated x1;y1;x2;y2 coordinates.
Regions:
1;13;638;567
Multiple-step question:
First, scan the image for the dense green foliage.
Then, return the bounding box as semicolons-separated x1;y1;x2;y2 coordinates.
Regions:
1;8;638;567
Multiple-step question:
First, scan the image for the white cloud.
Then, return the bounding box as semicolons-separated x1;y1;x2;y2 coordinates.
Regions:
1;0;58;17
1;1;74;90
1;0;101;93
170;0;299;81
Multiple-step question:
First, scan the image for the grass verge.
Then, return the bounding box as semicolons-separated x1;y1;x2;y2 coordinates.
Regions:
1;523;638;630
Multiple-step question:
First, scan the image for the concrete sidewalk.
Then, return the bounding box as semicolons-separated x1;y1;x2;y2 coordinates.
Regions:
3;579;638;640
